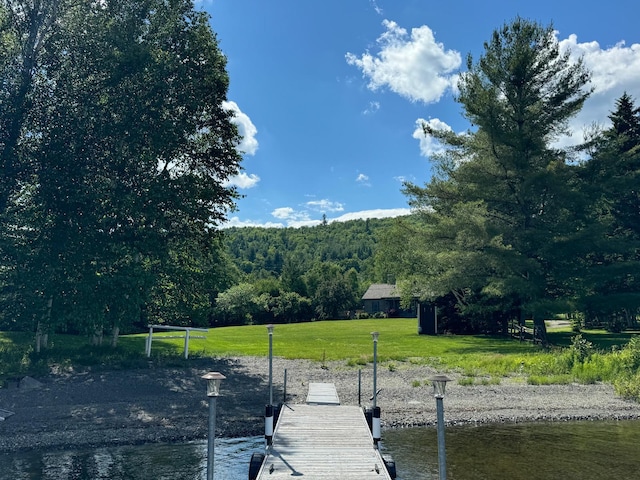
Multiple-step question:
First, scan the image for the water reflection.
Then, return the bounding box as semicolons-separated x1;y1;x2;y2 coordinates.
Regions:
382;420;640;480
0;437;264;480
2;421;640;479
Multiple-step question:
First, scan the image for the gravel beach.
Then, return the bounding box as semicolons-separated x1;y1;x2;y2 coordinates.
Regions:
2;356;640;453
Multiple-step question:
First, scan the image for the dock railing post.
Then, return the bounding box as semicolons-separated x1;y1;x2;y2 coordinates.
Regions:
283;368;287;404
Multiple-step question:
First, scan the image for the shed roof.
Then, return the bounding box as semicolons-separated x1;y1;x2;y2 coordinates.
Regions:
361;283;399;300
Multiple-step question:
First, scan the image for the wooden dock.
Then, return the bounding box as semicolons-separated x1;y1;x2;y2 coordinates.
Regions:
255;383;393;480
305;382;340;405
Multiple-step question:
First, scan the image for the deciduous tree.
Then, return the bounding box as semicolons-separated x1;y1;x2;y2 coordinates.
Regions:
0;0;242;338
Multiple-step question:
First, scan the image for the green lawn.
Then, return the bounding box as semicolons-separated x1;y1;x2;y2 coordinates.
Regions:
1;319;637;385
137;318;539;361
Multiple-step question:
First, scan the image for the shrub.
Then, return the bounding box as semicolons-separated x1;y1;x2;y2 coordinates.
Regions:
570;334;594;363
528;374;572;385
618;336;640;371
614;372;640;400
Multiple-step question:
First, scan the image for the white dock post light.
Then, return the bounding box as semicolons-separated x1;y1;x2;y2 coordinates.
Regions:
429;374;451;480
202;372;226;480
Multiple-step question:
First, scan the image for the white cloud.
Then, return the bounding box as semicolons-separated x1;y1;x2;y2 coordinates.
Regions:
306;199;345;213
331;208;411;222
222;207;412;229
356;173;371;186
345;20;461;104
556;35;640;149
370;0;383;15
222;216;285;229
413;117;452;157
394;175;416;184
363;101;380;115
271;207;318;228
222;100;259;156
272;207;300;219
223;172;260;189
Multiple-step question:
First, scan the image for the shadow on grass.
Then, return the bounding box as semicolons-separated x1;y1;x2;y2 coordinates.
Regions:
443;335;542;355
547;329;637;350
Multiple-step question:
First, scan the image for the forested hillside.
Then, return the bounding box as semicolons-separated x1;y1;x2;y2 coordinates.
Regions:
216;217;404;325
224;217;397;280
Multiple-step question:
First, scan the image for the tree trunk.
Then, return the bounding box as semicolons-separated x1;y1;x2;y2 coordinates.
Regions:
533;316;548;346
35;321;42;353
111;325;119;348
92;325;103;346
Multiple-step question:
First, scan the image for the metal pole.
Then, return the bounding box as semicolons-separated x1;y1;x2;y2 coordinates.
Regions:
372;338;378;408
207;396;217;480
268;330;273;406
146;326;153;357
358;369;361;406
436;396;447;480
283;368;287;404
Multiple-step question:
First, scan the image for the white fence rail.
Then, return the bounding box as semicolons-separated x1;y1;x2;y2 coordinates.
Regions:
145;325;208;359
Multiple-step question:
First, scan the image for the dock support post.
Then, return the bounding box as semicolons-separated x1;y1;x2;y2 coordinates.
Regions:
201;372;225;480
207;395;217;480
267;324;274;405
371;332;381;447
372;406;381;445
265;404;274;446
436;396;446;480
266;324;274;447
371;331;379;409
430;374;451;480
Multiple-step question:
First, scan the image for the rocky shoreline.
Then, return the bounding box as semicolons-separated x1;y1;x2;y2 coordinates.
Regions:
2;356;640;453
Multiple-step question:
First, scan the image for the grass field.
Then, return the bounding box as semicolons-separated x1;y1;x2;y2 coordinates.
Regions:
2;318;637;388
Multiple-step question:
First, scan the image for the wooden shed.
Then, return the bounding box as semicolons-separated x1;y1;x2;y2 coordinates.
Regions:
361;283;416;317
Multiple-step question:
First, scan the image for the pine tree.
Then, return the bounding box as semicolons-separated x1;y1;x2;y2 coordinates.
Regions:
399;18;592;340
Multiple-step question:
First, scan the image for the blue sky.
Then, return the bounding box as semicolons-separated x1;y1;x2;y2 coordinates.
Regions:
198;0;640;228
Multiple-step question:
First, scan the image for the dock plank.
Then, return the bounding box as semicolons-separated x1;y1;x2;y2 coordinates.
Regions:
306;382;340;405
256;404;392;480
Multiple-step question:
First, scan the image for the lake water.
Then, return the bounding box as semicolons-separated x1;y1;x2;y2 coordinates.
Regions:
2;420;640;479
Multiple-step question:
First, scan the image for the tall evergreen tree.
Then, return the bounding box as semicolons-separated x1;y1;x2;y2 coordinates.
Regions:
578;93;640;329
397;18;592;340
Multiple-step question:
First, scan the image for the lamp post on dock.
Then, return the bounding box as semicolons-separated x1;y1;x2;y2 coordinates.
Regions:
371;331;381;445
429;374;451;480
267;324;274;406
371;331;379;408
201;372;226;480
266;324;275;446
